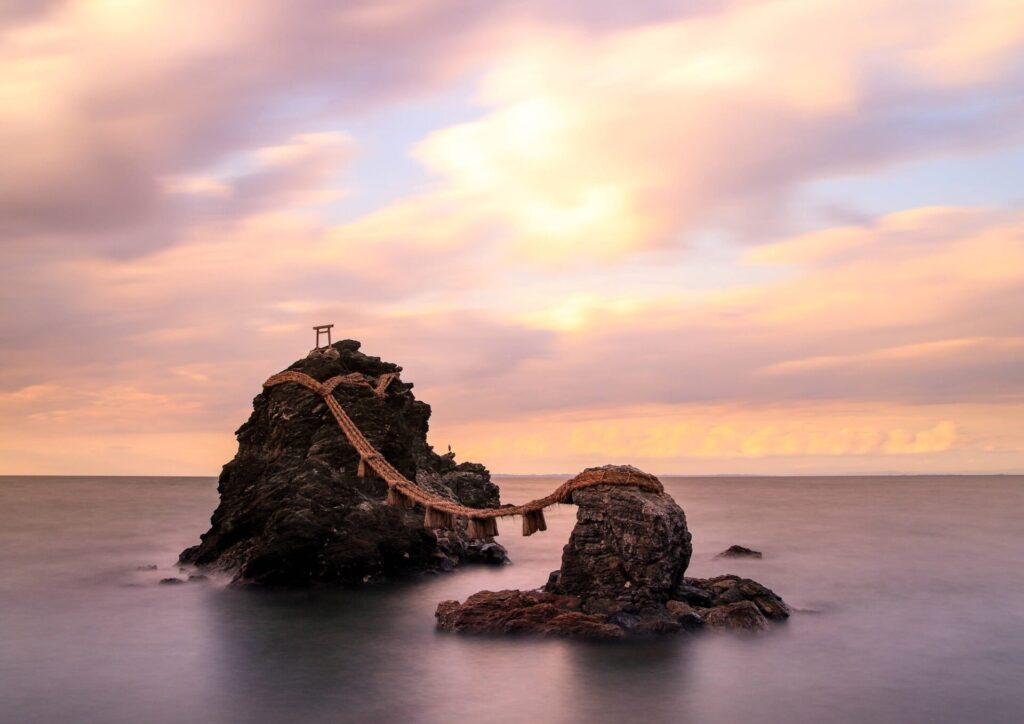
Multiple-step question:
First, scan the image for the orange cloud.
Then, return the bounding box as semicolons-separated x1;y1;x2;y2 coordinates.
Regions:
431;401;1019;474
3;203;1022;474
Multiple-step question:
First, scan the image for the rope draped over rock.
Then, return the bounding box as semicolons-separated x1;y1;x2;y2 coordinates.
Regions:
263;369;663;537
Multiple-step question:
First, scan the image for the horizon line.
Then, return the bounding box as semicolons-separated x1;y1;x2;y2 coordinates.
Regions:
1;471;1021;479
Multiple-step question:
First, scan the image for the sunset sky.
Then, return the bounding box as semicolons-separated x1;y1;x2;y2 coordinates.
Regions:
1;0;1023;475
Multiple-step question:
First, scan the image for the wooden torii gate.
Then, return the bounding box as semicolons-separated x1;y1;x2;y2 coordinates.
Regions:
313;324;334;349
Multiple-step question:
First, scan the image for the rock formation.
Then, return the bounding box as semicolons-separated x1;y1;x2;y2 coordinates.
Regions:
716;544;763;559
436;465;788;637
544;478;692;606
180;340;506;585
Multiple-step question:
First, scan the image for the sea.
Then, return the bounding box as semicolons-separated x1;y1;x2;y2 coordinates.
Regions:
2;474;1022;724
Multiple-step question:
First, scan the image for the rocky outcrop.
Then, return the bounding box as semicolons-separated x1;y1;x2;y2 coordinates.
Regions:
180;340;506;585
436;590;625;640
436;574;789;638
545;476;692;606
716;544;763;559
436;466;788;637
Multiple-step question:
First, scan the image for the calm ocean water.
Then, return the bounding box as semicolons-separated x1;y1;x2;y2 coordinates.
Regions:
1;474;1023;724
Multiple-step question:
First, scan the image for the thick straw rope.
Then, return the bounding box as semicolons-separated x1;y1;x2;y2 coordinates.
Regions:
263;369;663;535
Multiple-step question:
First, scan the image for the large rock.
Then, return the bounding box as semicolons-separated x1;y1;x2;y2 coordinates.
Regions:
437;466;789;637
546;471;692;605
180;340;506;585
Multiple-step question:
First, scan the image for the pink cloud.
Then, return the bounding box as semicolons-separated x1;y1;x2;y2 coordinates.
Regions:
411;2;1024;261
2;1;1024;474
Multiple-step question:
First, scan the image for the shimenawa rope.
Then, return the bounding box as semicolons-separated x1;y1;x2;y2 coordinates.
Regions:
264;369;662;537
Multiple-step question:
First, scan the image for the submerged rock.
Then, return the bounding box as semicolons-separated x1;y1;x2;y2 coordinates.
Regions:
180;340;507;585
716;544;763;559
437;465;789;638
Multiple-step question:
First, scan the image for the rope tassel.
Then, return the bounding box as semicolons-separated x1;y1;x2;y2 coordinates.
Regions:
522;509;547;537
386;486;414;508
424;505;455;529
357;457;366;477
467;517;498;538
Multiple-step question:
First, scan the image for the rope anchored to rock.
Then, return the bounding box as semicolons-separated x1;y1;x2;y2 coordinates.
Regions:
263;370;663;537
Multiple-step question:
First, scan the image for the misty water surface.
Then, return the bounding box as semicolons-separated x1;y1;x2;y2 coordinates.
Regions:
2;475;1023;723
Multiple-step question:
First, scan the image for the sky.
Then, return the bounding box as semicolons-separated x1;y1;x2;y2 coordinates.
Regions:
1;0;1023;476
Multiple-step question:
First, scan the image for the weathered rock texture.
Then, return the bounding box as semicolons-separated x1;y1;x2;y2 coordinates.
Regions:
437;466;788;637
546;480;692;605
436;590;625;640
180;340;506;585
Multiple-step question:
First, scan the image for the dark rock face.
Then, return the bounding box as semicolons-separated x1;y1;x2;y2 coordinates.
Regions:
673;575;789;627
546;476;692;605
716;544;763;559
436;466;789;638
180;340;506;585
437;574;789;638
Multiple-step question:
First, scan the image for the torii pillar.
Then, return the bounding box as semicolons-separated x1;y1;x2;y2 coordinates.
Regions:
313;324;334;349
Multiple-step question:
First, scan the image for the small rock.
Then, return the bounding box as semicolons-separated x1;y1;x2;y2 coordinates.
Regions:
159;578;184;585
708;575;741;593
464;541;510;565
702;601;770;631
707;577;790;620
672;581;715;607
632;608;683;635
665;600;704;629
187;574;208;582
716;545;763;559
435;590;624;640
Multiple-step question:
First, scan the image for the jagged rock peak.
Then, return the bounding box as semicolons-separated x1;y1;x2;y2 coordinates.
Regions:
180;340;506;585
